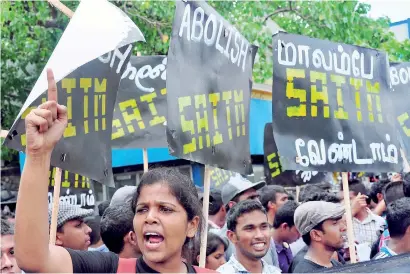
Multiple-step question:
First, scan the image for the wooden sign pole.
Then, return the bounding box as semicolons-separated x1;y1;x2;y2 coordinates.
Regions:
47;0;74;18
296;186;301;202
199;166;211;268
143;148;149;173
0;130;8;138
342;172;357;263
49;168;62;244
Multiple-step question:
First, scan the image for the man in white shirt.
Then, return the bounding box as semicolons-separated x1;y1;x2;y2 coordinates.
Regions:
217;200;281;274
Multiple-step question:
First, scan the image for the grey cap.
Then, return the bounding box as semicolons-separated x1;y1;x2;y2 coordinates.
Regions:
294;201;345;236
48;203;93;229
110;186;137;207
221;174;266;205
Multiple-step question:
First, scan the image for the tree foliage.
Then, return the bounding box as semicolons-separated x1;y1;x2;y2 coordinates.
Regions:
1;0;409;163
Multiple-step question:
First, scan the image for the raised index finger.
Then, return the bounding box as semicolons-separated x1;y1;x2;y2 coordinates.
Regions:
47;68;58;103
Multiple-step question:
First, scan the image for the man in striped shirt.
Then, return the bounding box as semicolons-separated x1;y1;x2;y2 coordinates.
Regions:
373;197;410;259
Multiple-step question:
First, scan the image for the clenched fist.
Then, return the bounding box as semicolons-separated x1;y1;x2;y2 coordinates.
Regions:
25;69;68;156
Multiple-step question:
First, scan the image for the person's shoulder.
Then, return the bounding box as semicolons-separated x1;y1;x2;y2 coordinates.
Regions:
264;263;282;273
373;251;391;260
193;266;219;273
371;212;387;225
216;262;235;273
330;258;343;266
67;249;119;273
291;259;319;273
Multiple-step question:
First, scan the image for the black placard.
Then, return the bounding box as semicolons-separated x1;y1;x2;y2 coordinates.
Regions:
165;0;257;175
263;123;330;186
112;56;167;148
390;62;410;161
48;167;95;210
271;32;400;172
209;167;239;190
4;45;134;186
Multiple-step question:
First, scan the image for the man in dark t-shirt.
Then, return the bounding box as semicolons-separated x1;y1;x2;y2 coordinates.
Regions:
290;201;346;273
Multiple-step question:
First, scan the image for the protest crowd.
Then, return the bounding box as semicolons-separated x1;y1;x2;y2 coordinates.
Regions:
1;0;410;273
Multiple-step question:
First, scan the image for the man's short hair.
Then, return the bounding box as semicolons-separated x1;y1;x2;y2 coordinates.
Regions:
100;203;134;254
98;200;111;217
208;190;224;216
386;197;410;238
341;179;368;196
302;192;341;204
227;200;266;232
384;181;405;205
1;219;14;235
369;180;389;204
258;185;286;211
273;201;299;229
84;216;101;245
299;182;331;202
403;173;410;197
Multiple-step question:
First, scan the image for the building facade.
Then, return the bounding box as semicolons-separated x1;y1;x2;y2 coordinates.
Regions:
390;18;410;42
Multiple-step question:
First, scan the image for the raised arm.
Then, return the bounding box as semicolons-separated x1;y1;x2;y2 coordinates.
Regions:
15;69;73;273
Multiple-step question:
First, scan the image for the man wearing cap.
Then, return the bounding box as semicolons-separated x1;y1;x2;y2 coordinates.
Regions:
289;201;346;273
110;185;136;207
48;203;93;251
210;174;266;261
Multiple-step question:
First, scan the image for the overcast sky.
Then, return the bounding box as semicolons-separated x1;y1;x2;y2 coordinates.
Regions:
362;0;410;23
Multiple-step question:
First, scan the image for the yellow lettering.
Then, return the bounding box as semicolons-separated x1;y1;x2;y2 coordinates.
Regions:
74;173;79;188
310;71;329;118
234;90;245;136
111;117;125;140
62;170;70;188
81;78;92;134
398;112;410;137
330;74;348;120
179;96;196;154
209;93;223;145
267;152;281;178
94;78;107;131
350;78;363;122
222;91;233;140
119;99;145;133
286;68;306;117
194;94;210;149
62;78;77;137
140;92;166;126
366;81;382;123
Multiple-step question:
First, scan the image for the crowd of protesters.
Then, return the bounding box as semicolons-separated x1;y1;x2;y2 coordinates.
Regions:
2;71;410;273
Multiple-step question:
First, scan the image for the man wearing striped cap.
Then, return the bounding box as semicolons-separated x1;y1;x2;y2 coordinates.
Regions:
48;203;93;250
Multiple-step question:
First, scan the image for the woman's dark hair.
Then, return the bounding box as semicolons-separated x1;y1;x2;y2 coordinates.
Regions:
131;168;203;263
193;232;228;265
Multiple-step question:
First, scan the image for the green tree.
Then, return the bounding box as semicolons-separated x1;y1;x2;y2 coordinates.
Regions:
1;0;409;163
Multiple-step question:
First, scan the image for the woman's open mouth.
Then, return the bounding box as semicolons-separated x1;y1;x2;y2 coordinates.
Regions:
144;232;165;250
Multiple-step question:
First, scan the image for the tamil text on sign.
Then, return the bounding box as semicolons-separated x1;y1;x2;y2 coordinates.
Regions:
264;123;330;186
271;32;400;172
